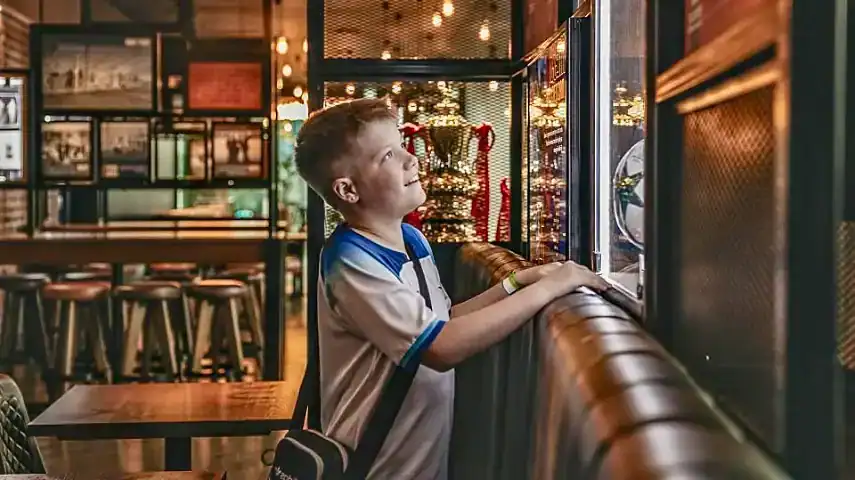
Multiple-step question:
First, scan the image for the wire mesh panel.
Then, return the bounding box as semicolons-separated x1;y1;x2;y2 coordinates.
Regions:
526;32;567;264
322;80;512;240
677;85;778;446
193;0;265;38
837;222;855;369
324;0;511;59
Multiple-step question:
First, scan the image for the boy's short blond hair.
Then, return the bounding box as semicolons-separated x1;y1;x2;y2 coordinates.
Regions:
294;98;397;206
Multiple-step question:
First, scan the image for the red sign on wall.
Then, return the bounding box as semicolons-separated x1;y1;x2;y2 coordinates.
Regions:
187;62;263;111
685;0;773;53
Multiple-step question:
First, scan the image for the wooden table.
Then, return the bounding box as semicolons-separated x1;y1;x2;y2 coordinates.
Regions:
0;472;225;479
29;382;297;471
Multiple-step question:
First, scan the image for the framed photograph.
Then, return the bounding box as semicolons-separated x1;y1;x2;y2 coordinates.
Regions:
212;123;263;179
154;121;207;180
187;62;263;112
41;120;92;179
100;120;150;179
0;74;26;177
0;87;21;130
0;130;22;172
41;34;154;111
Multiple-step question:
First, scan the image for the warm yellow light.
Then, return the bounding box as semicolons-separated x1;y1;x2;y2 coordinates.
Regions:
408;102;417;112
293;86;303;98
381;50;392;60
392;82;402;94
276;37;288;54
442;0;454;16
346;84;356;95
282;64;293;77
432;13;442;27
276;78;284;90
301;92;309;103
556;40;566;54
283;122;293;133
488;81;498;91
303;38;308;53
479;23;491;41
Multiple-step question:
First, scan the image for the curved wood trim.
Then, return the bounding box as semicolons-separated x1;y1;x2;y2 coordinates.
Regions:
656;3;779;103
676;61;780;115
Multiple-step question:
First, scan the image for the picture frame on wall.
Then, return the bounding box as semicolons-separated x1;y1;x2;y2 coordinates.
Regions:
154;120;207;180
100;120;151;179
41;119;93;179
211;122;264;179
0;74;26;179
187;62;263;112
41;33;155;111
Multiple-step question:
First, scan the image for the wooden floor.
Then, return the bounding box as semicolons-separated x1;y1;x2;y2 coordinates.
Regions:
13;308;308;479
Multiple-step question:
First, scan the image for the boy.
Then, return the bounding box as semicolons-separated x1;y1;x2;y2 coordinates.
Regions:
294;98;607;479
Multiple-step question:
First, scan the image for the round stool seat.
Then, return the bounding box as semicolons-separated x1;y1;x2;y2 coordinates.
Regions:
114;281;183;301
63;271;112;282
226;262;265;272
0;273;50;291
188;279;247;299
215;268;264;282
43;282;110;301
150;263;196;273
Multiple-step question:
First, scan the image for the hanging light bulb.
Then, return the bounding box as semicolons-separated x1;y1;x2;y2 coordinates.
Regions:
293;86;303;98
488;80;498;91
437;80;447;89
303;38;308;53
276;37;288;54
442;0;454;16
302;92;309;103
346;84;356;95
282;64;293;77
432;12;442;27
283;122;293;133
392;82;402;94
479;22;491;41
381;50;392;60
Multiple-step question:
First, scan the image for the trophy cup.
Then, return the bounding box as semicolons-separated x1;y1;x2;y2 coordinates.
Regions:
420;96;478;242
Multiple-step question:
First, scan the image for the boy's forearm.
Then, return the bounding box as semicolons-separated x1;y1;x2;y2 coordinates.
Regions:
424;283;554;371
450;281;509;318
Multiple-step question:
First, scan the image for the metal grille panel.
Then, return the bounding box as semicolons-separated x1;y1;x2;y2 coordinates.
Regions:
677;85;778;446
837;222;855;369
324;0;511;59
322;80;512;240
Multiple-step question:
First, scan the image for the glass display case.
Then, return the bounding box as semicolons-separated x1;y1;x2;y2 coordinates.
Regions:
322;80;511;242
525;31;568;263
593;0;645;297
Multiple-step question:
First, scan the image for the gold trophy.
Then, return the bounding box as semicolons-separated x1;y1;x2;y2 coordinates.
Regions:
420;95;478;242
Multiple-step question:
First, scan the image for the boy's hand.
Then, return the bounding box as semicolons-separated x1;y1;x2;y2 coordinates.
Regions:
535;261;609;299
515;262;562;286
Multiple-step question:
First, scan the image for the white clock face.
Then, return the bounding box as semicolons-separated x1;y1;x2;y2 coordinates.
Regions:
613;138;645;249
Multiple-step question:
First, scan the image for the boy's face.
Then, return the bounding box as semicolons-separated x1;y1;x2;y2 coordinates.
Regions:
332;119;425;219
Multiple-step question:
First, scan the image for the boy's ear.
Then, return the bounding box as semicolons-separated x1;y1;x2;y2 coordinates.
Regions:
331;177;359;205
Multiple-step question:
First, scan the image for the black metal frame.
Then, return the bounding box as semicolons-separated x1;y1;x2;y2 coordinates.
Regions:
647;0;843;477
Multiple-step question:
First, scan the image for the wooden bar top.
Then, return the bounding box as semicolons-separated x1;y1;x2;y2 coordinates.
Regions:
0;229;306;264
29;382;297;440
0;472;225;479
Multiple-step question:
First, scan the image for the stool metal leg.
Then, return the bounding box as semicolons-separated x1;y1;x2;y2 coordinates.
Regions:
121;301;146;378
154;300;179;379
226;299;247;377
192;300;215;374
84;303;112;382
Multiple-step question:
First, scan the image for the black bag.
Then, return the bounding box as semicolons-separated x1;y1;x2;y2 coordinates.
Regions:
267;242;433;480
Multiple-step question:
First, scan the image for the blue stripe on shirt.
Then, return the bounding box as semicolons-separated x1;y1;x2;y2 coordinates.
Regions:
400;319;446;370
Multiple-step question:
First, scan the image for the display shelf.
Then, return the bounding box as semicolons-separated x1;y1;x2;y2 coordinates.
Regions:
526;31;568;263
593;0;645;297
321;80;511;243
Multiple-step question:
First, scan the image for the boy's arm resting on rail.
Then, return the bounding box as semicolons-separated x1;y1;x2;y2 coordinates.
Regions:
449;262;563;318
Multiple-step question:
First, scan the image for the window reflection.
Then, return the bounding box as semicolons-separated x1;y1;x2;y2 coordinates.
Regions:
594;0;645;297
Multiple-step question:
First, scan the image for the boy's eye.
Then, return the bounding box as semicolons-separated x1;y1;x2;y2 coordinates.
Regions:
383;151;393;161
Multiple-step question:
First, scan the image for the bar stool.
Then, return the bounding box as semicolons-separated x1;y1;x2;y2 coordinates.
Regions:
286;256;303;297
43;282;112;399
114;281;183;380
0;273;51;368
148;263;199;282
187;280;248;379
213;268;264;367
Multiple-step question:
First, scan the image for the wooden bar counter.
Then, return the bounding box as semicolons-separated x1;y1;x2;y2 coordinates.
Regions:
0;225;306;265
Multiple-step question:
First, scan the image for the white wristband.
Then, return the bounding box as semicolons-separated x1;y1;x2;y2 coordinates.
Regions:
502;276;519;295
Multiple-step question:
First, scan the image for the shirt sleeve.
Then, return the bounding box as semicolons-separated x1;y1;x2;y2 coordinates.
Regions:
325;244;446;370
